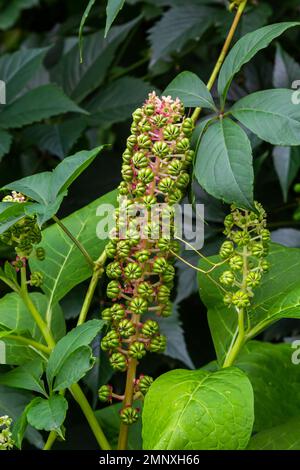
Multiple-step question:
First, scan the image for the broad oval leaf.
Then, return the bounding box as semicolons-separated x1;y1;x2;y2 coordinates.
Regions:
194;118;253;208
27;395;68;432
142;367;254;450
231;89;300;145
53;345;95;392
164;71;216;110
218;22;300;103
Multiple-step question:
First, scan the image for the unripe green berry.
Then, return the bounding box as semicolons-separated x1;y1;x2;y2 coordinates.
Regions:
158;177;174;194
176;172;189;189
137;281;154;300
137;134;151;149
220;241;234;259
109;352;127;371
145;103;155;116
168;188;183;204
223;292;233;306
232;231;250;246
157;238;171;252
35;247;45;261
107;280;121;299
124;262;142;280
122;149;132;163
182;117;194;136
246;271;261;287
117;240;131;258
120;406;139;425
157;285;171;303
161;301;172;317
121;165;133;182
101;330;120;351
106;241;117;258
142;195;157;208
168;159;183;176
219;270;235;286
176;138;190;152
126;134;137;150
101;308;112;321
163;124;180;140
118;319;136;338
153;141;169;157
229;255;243;271
132;151;148;168
132;108;143;123
260;259;270;272
232;291;250;308
141;319;159;337
134;250;150;263
153;257;168;274
251;243;264;258
106;261;122;279
129;297;148;315
29;271;43;287
138;168;154;184
261;229;270;242
129;341;146;359
152;115;168;128
133;182;146;196
111;304;126;321
138;375;153;395
98;385;112;402
149;334;167;353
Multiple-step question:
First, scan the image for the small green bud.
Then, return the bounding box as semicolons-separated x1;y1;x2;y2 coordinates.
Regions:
157;285;171;303
29;271;43;287
101;330;120;351
107;280;121;299
251;243;265;258
182;117;194;136
116;240;131;258
121;165;133;182
118;319;136;338
145;103;155;116
232;231;250;246
137;134;151;149
153;141;169;157
120;406;139;425
168;188;183;204
105;241;117;258
220;240;234;259
149;334;167;353
137;281;154;300
161;301;172;317
138;168;154;184
131;122;138;134
129;297;148;315
260;259;270;272
133;182;147;196
163;124;180;140
124;262;142;280
106;261;122;279
152;115;168;128
261;229;270;242
129;341;146;359
35;247;46;261
132;151;148;168
232;291;250;308
138;375;153;395
223;292;233;306
101;308;112;321
141;319;159;337
111;304;126;321
176;172;189;190
109;352;127;371
98;385;112;402
134;249;150;263
122;149;132;163
158;177;174;194
126;134;137;150
168;159;183;176
157;238;171;252
246;271;261;287
142;195;157;208
153;257;168;274
229;255;243;271
162;264;175;283
132;108;143;123
219;270;235;286
176;137;190;152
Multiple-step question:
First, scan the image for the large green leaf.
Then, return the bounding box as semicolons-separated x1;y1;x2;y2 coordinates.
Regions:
236;341;300;432
247;418;300;450
273;44;300;89
218;22;300;103
142;367;254;450
194;118;253;208
0;292;65;365
0;385;44;448
272;146;300;202
0;84;84;130
164;71;216;110
0;47;48;103
46;319;104;387
53;345;95;391
52;19;139;103
231;89;300;146
198;243;300;365
0;201;31;235
148;5;216;67
27;395;68;432
0;129;12;161
0;358;46;395
105;0;125;37
29;190;118;314
87;77;153;127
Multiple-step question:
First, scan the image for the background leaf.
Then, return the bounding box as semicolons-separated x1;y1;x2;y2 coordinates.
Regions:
272;146;300;202
105;0;125;38
0;358;45;395
164;71;216;110
247;417;300;450
0;129;12;161
27;395;68;432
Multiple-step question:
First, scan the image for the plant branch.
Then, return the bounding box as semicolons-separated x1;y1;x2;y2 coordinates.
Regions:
118;356;138;450
191;0;248;123
52;215;94;268
43;431;57;450
7;334;51;354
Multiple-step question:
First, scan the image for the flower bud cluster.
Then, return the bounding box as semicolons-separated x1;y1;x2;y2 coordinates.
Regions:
219;202;270;308
99;92;194;421
0;415;14;450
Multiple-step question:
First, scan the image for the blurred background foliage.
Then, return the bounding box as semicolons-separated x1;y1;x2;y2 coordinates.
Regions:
1;0;300;449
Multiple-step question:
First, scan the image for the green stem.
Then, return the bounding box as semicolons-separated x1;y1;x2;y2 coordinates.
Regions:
117;356;138;450
70;383;111;450
20;266;55;349
52;215;94;268
191;0;248;123
77;251;107;326
223;307;245;368
43;431;57;450
7;334;51;355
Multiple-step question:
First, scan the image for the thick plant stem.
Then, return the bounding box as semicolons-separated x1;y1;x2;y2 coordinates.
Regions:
191;0;248;123
118;357;138;450
20;266;55;349
52;215;94;268
70;383;111;450
8;334;51;354
77;251;107;326
43;431;57;450
222;308;245;368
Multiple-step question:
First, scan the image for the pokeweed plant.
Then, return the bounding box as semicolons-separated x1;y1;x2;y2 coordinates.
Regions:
1;0;300;452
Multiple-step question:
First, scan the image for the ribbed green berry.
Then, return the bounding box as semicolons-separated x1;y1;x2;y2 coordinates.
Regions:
232;231;250;246
143;222;160;239
251;243;264;258
162;264;175;283
133;182;146;196
129;297;148;315
232;291;250;308
142;195;157;208
106;261;122;279
126;135;137;150
176;138;190;152
138;375;153;395
168;188;183;204
157;238;171;252
161;302;172;317
111;304;126;321
152;115;168;127
101;308;112;321
29;271;43;287
153;257;168;274
137;134;151;148
107;281;121;299
129;341;146;359
118;319;136;338
260;260;270;272
224;214;234;229
149;334;166;353
168;159;182;176
138;168;154;184
109;352;127;371
153;141;169;157
121;165;133;182
106;241;117;258
35;247;45;261
261;229;270;242
223;292;233;305
132;151;148;168
157;285;171;303
176;172;189;189
122;149;132;163
220;240;234;259
229;255;243;271
101;330;120;351
183;149;194;166
124;262;142;280
246;271;261;287
163;124;180;140
116;240;131;258
131;122;138;134
219;270;235;286
140;119;152;132
120;406;139;425
141;319;159;337
145;103;155;116
182;117;194;136
137;281;154;300
132;108;143;123
134;250;150;262
158;177;174;193
98;385;112;402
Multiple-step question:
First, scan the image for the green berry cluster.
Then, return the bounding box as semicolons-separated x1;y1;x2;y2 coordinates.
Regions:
0;415;14;450
219;202;270;308
99;92;194;423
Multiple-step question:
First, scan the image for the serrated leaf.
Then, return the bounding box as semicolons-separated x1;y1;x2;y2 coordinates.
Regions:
148;5;216;67
0;47;48;103
0;129;12;160
0;358;46;395
87;77;153;126
143;367;254;450
272;146;300;202
194;118;253;208
164;71;216;110
231;89;300;145
29;190;118;314
27;395;68;432
52;18;140;103
198;243;300;365
247;418;300;450
105;0;126;37
0;292;65;365
46;319;105;387
53;345;95;391
218;22;300;103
